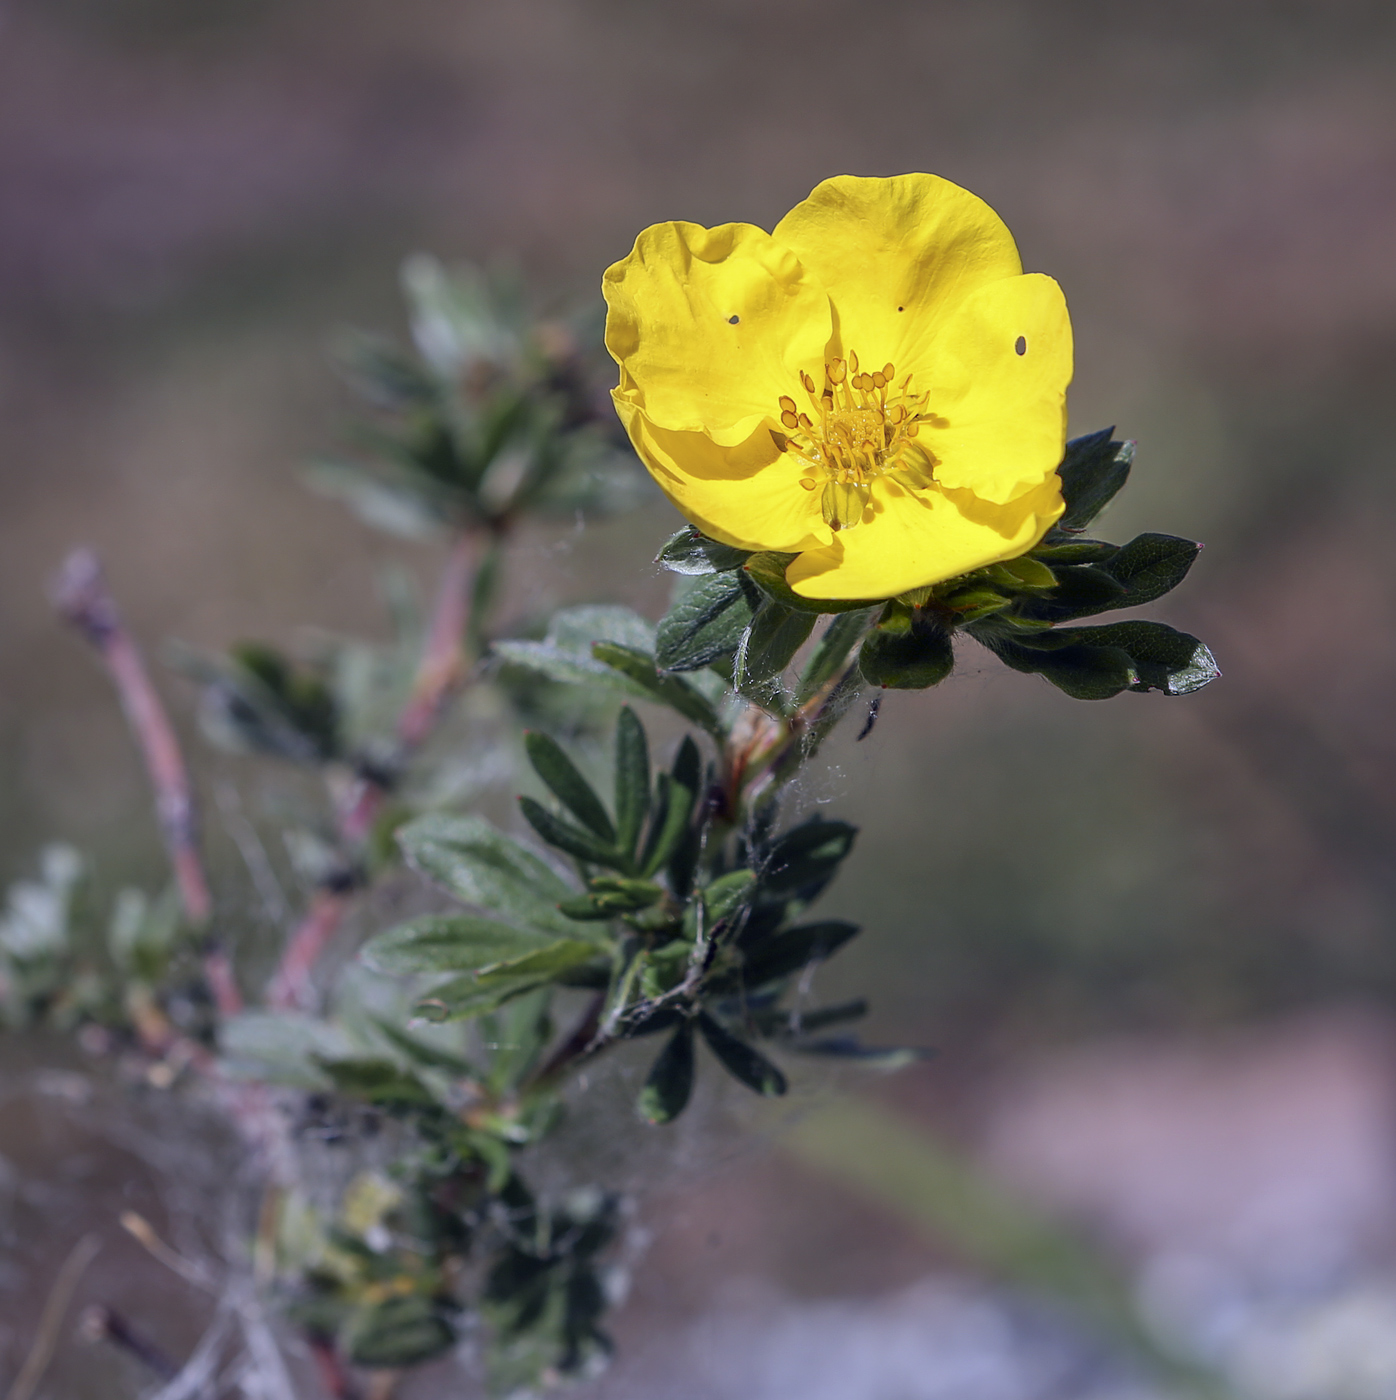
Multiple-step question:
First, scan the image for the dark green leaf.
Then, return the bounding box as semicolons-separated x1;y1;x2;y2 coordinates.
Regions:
698;1012;787;1097
1103;533;1202;607
979;631;1139;700
1013;565;1129;623
1030;539;1119;565
656;526;751;576
655;572;755;672
361;915;558;975
858;617;955;689
743;552;873;613
613;706;651;861
788;1037;928;1070
1054;620;1220;695
740;920;860;987
636;1020;695;1124
524;731;615;842
1056;429;1134;532
591;642;724;737
736;602;816;692
797;610;876;704
398;814;576;935
758;998;869;1037
341;1297;455;1368
757;818;857;905
519;796;619;867
316;1056;437;1107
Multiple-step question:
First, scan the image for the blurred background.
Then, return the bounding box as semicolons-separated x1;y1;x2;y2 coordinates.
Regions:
4;0;1396;1395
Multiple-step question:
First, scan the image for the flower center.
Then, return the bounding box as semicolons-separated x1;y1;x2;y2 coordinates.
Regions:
772;351;937;531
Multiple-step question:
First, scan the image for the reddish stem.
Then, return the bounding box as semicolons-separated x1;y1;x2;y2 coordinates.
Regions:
266;888;350;1012
268;529;480;1007
53;550;241;1016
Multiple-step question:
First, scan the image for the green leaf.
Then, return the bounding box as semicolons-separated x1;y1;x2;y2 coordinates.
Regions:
218;1011;353;1087
316;1056;438;1107
735;602;816;691
519;796;619;867
1014;565;1129;622
1056;428;1133;532
797;610;876;704
858;616;955;689
1030;539;1119;565
361;915;558;975
491;605;658;701
613;706;651;861
590;642;724;737
656;525;752;576
414;939;597;1023
524;731;615;842
788;1037;928;1071
1103;533;1202;607
739;919;861;988
979;631;1139;700
698;1012;787;1097
655;572;755;671
702;868;757;923
636;1020;695;1124
758;818;857;903
370;1017;474;1075
1054;620;1220;695
341;1297;455;1368
398;813;576;935
743;552;874;613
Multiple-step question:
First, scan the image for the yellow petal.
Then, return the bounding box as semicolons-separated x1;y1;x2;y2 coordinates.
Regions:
773;174;1022;372
603;221;831;447
785;476;1064;601
918;273;1073;503
614;396;832;554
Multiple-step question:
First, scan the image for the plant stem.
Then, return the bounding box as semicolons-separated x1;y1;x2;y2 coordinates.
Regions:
268;528;482;1009
266;888;351;1012
51;550;241;1016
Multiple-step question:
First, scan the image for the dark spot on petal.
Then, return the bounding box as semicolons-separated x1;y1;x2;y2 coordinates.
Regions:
897;306;905;312
728;315;740;324
1015;335;1027;355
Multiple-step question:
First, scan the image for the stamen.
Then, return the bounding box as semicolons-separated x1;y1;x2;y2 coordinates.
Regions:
775;348;938;532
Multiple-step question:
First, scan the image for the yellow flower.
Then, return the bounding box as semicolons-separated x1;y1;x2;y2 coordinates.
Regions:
602;174;1073;602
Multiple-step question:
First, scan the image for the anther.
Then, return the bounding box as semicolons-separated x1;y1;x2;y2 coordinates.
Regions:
779;396;797;414
827;359;846;384
800;371;816;394
781;410;799;429
883;363;895;381
872;371;886;389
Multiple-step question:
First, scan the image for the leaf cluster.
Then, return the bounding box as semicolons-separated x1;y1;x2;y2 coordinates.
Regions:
648;430;1219;703
361;706;904;1127
309;256;649;540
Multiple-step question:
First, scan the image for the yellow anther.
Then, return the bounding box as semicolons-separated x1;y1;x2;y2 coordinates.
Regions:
779;395;797;414
872;371;886;389
781;410;799;429
882;362;895;381
800;371;816;394
827;358;846;384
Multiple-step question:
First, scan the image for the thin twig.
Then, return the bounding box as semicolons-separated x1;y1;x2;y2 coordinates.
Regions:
266;888;351;1012
5;1233;101;1400
52;550;212;926
52;550;242;1016
268;529;480;1009
79;1305;179;1381
119;1210;218;1291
